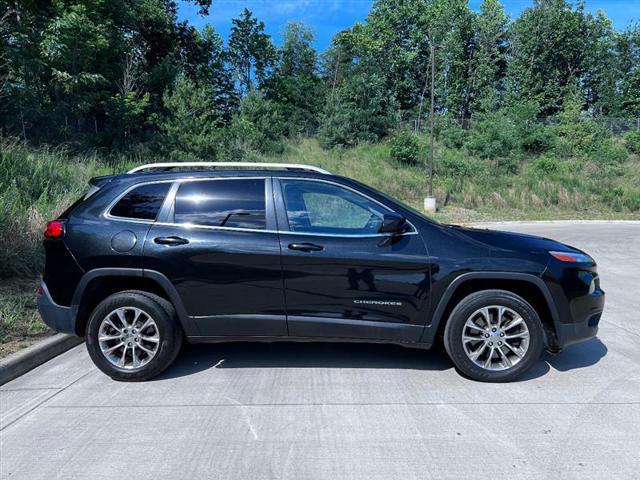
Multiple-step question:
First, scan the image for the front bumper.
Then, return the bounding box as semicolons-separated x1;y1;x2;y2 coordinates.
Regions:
36;281;76;334
553;289;604;350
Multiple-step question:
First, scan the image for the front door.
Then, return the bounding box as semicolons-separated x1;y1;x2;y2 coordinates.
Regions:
275;178;430;342
144;177;286;337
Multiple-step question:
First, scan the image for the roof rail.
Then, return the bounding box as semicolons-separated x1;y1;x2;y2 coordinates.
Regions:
127;162;331;175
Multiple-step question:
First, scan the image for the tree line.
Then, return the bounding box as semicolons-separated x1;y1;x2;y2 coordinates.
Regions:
1;0;639;157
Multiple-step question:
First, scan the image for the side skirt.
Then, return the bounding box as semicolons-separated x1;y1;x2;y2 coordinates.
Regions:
185;335;432;350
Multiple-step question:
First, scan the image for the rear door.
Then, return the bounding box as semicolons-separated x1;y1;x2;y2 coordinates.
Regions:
275;178;430;342
143;177;287;337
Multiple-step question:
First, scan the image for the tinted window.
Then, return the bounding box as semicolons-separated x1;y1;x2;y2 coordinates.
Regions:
174;179;266;229
281;180;388;234
110;183;170;220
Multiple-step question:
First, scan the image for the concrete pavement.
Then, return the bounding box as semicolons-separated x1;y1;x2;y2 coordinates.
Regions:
1;222;639;479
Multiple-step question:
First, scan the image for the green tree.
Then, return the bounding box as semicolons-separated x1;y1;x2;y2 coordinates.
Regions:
507;0;591;115
228;8;276;97
582;12;618;115
318;68;398;148
468;0;509;113
617;25;640;116
264;22;324;136
159;75;223;159
225;92;287;156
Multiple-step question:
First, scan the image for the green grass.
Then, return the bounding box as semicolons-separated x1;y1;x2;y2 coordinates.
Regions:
251;138;640;222
0;278;49;357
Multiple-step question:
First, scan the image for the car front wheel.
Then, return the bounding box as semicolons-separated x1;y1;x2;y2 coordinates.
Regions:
86;291;183;381
443;289;545;382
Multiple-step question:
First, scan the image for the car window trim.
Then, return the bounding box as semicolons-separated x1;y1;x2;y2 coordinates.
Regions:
274;177;418;238
171;176;272;230
103;176;417;238
105;179;176;223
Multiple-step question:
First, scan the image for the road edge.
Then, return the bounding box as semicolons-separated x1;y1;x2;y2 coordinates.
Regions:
0;334;83;386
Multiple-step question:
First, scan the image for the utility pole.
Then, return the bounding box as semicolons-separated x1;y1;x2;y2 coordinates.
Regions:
428;43;435;197
424;43;437;213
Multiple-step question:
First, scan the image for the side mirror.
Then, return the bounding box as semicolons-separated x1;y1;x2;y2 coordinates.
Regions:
378;212;407;234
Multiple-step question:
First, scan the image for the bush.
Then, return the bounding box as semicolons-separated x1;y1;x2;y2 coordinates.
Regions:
624;131;640;154
592;143;628;166
223;93;287;157
389;131;421;166
437;149;484;193
159;76;225;160
552;90;610;158
437;117;467;149
465;111;519;159
533;155;559;174
318;70;398;148
509;102;555;154
519;124;555;154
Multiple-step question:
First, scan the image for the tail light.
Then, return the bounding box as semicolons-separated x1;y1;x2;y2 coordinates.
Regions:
44;220;65;238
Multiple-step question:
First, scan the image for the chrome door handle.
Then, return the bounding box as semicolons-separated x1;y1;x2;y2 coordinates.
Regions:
288;242;324;252
154;236;189;246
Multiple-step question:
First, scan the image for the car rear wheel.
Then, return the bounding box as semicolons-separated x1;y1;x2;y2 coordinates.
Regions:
86;291;183;381
443;289;544;382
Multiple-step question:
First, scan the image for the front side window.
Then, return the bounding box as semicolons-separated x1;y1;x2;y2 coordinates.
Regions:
110;183;171;220
174;179;266;229
281;180;388;235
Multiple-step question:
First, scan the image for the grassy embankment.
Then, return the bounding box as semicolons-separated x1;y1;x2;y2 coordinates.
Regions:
1;137;639;355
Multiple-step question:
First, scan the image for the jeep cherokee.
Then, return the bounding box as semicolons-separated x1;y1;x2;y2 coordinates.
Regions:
37;162;605;382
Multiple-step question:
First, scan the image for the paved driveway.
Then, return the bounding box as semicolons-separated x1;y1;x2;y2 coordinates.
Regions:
1;222;639;479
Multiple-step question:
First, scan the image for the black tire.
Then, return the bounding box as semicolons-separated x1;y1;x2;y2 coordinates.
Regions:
443;289;544;382
86;291;183;381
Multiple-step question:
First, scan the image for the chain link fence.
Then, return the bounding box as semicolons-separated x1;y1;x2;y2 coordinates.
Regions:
406;116;640;135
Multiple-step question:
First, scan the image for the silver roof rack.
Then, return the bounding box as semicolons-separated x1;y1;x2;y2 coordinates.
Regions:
127;162;331;175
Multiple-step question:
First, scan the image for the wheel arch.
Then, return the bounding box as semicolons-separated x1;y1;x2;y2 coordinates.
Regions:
70;268;196;337
421;272;561;349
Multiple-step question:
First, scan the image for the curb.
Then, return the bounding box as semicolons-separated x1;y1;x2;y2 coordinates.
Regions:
0;334;83;386
470;220;640;225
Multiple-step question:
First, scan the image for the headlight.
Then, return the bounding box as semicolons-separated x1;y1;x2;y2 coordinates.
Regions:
549;251;593;263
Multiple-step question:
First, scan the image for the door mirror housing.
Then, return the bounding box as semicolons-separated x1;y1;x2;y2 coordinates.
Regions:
378;213;408;234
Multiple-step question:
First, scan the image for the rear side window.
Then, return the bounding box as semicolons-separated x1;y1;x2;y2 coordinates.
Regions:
174;179;266;229
110;183;171;220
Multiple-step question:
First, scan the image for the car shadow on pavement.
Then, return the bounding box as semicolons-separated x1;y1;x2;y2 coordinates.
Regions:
155;342;454;380
513;338;607;381
155;337;607;381
543;337;608;372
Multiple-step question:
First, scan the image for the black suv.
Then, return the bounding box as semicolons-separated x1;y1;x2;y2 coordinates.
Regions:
37;162;604;382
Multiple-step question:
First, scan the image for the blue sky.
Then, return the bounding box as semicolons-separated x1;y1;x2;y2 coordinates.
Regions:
178;0;640;52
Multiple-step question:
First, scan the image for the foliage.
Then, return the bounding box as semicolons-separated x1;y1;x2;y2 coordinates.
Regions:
624;130;640;154
227;8;276;96
533;155;559;175
159;76;224;159
264;22;324;136
465;110;519;160
225;93;287;156
389;130;421;166
552;88;611;158
318;69;398;148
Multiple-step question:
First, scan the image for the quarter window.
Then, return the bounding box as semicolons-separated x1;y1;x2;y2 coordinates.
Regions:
174;179;266;229
110;183;171;220
280;180;388;235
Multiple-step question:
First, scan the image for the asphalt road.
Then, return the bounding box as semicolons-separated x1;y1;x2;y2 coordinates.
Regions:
1;221;639;480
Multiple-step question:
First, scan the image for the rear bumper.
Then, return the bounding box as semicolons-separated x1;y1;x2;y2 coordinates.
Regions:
36;281;76;334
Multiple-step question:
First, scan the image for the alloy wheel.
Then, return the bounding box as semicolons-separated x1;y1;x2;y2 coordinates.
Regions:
98;307;160;370
461;305;530;371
